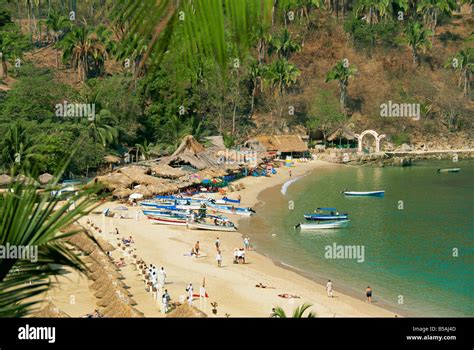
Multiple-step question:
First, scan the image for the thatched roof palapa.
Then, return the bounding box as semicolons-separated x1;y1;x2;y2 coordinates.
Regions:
166;303;207;318
327;127;356;142
0;174;12;186
163;135;220;170
152;164;186;179
39;173;54;185
33;302;70;318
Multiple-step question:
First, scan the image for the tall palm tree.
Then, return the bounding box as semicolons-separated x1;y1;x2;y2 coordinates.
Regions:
268;28;302;59
135;140;155;161
403;21;432;66
447;48;473;97
271;303;316;318
248;59;266;117
355;0;391;24
417;0;456;40
45;10;70;68
325;60;357;110
0;165;99;317
265;58;300;130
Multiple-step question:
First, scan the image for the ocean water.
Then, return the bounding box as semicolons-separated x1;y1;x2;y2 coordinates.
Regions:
240;160;474;316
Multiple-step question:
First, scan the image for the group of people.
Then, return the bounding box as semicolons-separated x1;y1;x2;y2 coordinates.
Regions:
148;264;167;290
233;248;246;264
325;280;373;303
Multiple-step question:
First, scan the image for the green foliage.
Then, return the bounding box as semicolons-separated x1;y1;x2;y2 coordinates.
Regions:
402;21;432;65
344;15;401;51
391;132;411;146
307;89;346;137
271;303;316;318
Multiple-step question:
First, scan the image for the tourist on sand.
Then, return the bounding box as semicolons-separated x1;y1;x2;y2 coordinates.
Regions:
244;236;250;250
114;227;119;235
158;267;166;286
366;286;373;303
215;237;220;250
186;283;194;305
194;241;200;255
162;289;171;314
233;248;239;264
200;284;206;299
289;169;292;178
216;250;222;267
326;280;334;298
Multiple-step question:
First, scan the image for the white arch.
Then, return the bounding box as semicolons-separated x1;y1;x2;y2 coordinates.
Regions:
354;130;386;153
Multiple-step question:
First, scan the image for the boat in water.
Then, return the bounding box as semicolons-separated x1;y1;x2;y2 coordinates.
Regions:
304;207;348;221
437;168;460;173
342;190;385;197
295;220;350;230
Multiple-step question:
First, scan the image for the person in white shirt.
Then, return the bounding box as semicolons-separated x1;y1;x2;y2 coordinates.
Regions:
158;266;166;286
186;283;193;304
216;250;222;267
326;279;334;298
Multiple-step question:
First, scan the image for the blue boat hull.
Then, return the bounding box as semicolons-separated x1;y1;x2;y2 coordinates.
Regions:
343;191;385;197
304;214;349;221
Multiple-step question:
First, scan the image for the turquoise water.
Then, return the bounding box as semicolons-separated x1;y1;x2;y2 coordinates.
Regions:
241;160;474;316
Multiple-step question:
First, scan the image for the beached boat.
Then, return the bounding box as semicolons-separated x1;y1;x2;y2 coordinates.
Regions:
155;195;241;205
142;209;188;218
295;220;350;230
343;190;385;197
187;221;238;232
304;208;348;221
207;203;255;216
147;215;187;226
437;168;460;173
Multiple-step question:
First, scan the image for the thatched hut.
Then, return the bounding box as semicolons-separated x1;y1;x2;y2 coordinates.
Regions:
152;164;186;179
33;302;70;318
39;173;54;185
163;135;220;170
327;127;357;148
246;134;308;159
0;174;12;186
166;303;207;318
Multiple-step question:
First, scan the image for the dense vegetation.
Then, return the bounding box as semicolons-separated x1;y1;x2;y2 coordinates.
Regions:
0;0;472;177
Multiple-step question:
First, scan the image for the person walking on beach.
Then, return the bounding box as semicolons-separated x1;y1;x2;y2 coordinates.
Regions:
158;266;166;287
215;237;220;250
162;289;170;314
326;280;334;298
289;169;292;178
366;286;373;303
216;250;222;267
244;236;250;251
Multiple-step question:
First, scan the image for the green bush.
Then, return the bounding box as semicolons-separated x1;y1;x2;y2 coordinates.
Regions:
391;132;411;146
344;16;400;51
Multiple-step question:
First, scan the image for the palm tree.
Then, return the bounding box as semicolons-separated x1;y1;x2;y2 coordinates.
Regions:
59;23;110;82
45;10;70;68
355;0;391;24
325;60;357;110
268;28;302;59
417;0;456;40
271;303;316;318
135;140;155;161
0;164;99;317
403;21;432;66
1;122;36;175
447;48;473;97
265;58;300;130
248;60;266;117
87;109;118;148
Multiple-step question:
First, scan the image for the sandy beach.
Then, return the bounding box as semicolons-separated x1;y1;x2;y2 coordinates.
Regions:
45;159;395;317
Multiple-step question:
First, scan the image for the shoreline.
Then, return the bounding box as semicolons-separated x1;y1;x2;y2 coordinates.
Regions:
46;159;397;317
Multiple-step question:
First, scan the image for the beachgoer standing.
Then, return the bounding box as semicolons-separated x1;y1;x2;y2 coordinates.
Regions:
366;286;372;303
244;236;250;250
114;227;119;235
200;284;206;299
162;289;170;313
215;237;220;250
326;280;333;298
289;169;292;178
194;241;200;255
186;283;194;305
216;250;222;267
158;267;166;287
